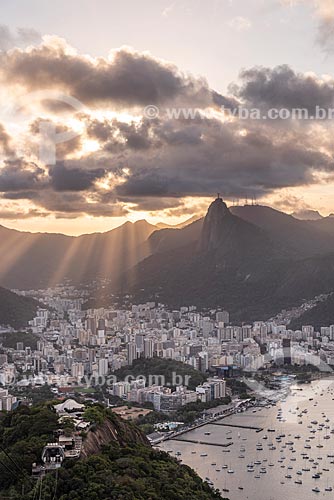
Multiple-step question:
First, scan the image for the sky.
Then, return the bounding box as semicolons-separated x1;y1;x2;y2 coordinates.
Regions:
1;0;334;234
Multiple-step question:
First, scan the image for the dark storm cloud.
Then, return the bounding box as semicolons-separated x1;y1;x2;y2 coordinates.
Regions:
2;110;333;216
87;116;203;153
87;117;158;152
74;106;334;203
87;119;113;142
2;191;38;200
155;122;203;146
0;41;229;109
212;90;239;110
1;114;332;215
0;159;44;192
49;163;105;191
113;116;334;200
116;173;169;197
231;65;334;112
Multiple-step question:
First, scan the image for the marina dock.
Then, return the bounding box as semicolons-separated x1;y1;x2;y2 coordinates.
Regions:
212;422;263;432
171;438;234;447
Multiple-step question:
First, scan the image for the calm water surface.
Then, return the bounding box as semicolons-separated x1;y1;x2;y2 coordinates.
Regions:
159;379;334;500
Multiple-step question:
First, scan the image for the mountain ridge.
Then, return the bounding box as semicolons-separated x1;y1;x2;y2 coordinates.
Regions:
0;287;39;328
0;219;157;289
106;199;334;322
2;201;334;318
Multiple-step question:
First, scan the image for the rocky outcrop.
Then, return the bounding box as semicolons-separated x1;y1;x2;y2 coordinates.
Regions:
81;415;149;458
199;196;231;252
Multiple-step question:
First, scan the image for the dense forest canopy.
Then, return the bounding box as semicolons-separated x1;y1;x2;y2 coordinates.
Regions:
0;402;224;500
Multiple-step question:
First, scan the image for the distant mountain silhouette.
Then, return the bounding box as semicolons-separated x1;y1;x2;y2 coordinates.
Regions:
3;199;334;322
230;205;334;257
291;209;323;220
156;215;201;229
0;220;156;289
109;199;334;321
143;204;334;260
146;218;203;254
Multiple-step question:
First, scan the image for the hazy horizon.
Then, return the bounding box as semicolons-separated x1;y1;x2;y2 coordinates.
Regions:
0;199;330;236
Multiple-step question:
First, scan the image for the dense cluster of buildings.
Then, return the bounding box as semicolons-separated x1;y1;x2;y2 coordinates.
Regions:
0;388;17;411
111;377;226;412
1;285;334;412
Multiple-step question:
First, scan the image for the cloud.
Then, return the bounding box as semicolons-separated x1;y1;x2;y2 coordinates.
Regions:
3;92;332;218
162;3;175;17
271;192;311;212
2;191;38;200
281;0;334;54
29;118;83;159
315;0;334;53
0;38;226;109
228;16;252;32
0;159;44;192
107;195;183;212
0;38;334;219
0;207;47;219
31;190;128;217
48;163;106;191
0;25;41;51
87;117;154;151
110;114;333;201
230;64;334;112
0;124;14;156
